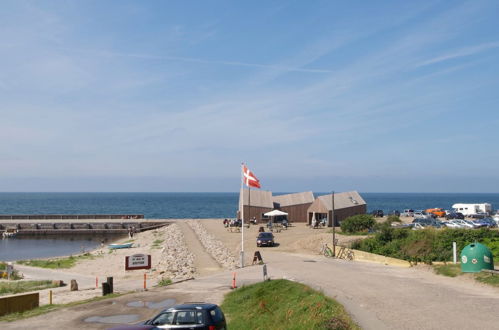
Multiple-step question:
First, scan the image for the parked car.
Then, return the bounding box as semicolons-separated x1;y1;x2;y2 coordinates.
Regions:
143;303;226;330
446;212;464;220
403;209;414;217
412;223;426;230
469;213;487;219
413;211;433;220
389;210;401;217
371;210;384;217
471;218;495;228
425;208;446;218
413;218;444;228
445;220;464;229
257;232;275;247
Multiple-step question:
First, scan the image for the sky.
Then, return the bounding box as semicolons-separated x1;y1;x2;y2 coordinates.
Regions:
1;0;499;193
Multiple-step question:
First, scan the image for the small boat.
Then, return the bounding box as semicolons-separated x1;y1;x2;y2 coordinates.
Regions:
108;242;133;249
2;229;18;239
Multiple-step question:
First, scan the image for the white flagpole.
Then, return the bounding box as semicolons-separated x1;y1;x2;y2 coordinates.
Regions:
240;163;245;268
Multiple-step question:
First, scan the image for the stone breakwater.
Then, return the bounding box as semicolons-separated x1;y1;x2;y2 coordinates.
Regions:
155;223;196;281
187;220;237;270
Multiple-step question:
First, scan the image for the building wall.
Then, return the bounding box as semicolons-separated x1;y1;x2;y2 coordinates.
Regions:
239;206;272;222
280;203;313;223
329;205;367;226
307;204;367;226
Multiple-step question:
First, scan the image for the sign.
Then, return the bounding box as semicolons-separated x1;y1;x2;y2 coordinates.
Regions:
125;254;151;270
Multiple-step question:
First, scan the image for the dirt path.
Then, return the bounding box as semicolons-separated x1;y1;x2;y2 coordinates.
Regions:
176;221;222;276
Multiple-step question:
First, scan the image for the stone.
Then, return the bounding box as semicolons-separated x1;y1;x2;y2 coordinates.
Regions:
70;279;78;291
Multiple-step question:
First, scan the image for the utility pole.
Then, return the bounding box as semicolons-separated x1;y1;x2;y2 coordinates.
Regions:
332;191;336;257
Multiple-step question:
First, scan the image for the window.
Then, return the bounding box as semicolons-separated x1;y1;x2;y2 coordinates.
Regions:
175;311;204;325
151;312;174;325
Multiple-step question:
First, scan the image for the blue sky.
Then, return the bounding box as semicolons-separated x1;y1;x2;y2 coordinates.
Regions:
1;0;499;192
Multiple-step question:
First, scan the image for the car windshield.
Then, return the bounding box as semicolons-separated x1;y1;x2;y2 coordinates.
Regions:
259;233;273;238
151;312;175;325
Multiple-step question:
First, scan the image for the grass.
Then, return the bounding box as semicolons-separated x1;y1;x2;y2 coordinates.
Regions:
157;277;172;286
0;262;22;280
432;264;499;288
0;293;125;322
17;253;96;269
221;279;359;330
474;273;499;287
0;280;58;296
433;264;462;277
152;239;164;249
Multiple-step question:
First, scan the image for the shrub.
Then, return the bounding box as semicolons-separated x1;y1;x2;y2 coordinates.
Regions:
340;215;376;234
354;228;499;264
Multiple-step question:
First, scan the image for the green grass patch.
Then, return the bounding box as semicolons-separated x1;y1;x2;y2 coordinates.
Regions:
152;239;164;249
433;264;461;277
0;280;58;296
157;278;172;286
0;262;22;280
17;253;97;269
0;293;125;322
221;279;358;330
474;272;499;287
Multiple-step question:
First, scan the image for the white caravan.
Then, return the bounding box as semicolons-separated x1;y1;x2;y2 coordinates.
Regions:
452;203;492;216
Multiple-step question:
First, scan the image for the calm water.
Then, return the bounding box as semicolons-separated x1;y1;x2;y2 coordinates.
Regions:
0;235;122;261
1;192;498;260
0;192;498;218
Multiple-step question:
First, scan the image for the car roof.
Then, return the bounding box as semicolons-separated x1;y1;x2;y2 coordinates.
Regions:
164;303;218;312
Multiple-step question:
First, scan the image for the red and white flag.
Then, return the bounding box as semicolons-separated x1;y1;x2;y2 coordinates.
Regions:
242;164;261;189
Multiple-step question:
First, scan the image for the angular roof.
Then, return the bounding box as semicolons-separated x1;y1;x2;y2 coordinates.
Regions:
239;188;273;208
273;191;314;207
316;191;366;210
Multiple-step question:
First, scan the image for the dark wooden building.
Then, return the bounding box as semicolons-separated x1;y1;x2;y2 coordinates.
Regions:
238;188;273;222
272;191;314;223
307;191;366;227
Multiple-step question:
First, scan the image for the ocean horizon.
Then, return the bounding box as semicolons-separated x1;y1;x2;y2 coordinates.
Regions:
0;192;498;219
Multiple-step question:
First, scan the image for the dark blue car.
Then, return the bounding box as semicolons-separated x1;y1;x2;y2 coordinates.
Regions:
108;303;226;330
257;232;275;247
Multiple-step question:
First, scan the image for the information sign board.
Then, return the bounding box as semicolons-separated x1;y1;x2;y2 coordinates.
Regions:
125;254;151;270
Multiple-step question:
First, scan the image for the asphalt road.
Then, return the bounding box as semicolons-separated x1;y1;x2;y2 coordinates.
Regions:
3;252;499;329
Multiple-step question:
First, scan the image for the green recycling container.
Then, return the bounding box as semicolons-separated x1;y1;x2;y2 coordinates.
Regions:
460;242;494;273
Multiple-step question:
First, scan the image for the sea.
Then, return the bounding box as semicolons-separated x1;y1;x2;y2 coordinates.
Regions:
1;192;498;261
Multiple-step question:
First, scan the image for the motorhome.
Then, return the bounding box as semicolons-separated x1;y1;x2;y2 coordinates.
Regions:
451;203;492;216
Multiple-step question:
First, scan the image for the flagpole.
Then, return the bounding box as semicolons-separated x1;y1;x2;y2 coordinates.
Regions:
240;163;245;268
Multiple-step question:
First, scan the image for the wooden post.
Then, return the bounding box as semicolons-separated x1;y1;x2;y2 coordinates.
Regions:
332;191;336;257
143;273;147;290
49;290;53;305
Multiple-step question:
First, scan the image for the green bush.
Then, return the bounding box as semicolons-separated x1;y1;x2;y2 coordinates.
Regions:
340;215;376;234
354;228;499;264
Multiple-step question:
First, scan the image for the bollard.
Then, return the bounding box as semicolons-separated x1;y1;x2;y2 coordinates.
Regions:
107;277;114;294
262;264;268;281
49;290;53;304
453;242;457;264
143;273;147;290
102;282;111;296
231;272;237;289
96;277;98;289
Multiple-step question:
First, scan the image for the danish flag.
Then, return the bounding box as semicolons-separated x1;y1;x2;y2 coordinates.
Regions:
242;164;261;188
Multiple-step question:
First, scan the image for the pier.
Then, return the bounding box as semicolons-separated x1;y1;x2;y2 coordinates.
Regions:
0;214;168;236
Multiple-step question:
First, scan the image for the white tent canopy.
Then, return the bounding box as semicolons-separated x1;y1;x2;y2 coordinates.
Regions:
264;209;288;217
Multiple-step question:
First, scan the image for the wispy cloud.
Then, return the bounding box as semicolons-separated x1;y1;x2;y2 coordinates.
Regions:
68;48;336;73
416;41;499;67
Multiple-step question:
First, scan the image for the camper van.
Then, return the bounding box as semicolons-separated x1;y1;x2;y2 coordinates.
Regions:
451;203;492;216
